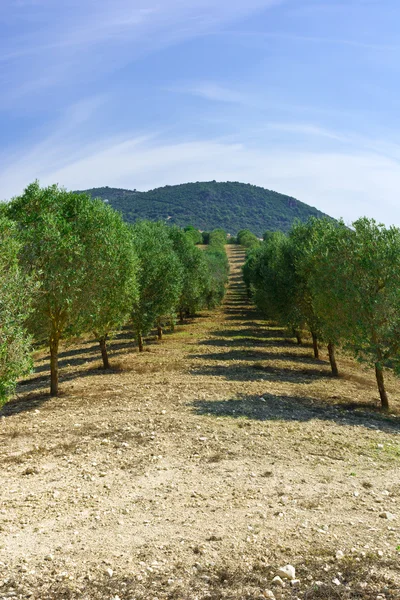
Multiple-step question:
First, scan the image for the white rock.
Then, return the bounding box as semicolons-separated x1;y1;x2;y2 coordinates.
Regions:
276;564;296;580
271;576;285;587
264;591;275;599
106;568;113;577
290;579;300;588
332;578;341;585
379;511;396;520
336;550;344;560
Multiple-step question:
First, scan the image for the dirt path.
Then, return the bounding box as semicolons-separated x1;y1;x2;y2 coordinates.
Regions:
1;246;400;599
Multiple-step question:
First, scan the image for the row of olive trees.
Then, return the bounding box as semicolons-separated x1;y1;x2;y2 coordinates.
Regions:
243;217;400;411
0;182;229;401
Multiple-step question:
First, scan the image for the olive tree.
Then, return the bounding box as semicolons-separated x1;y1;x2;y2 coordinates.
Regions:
311;218;400;409
7;182;111;396
76;200;138;368
167;227;210;323
131;221;183;351
0;217;34;403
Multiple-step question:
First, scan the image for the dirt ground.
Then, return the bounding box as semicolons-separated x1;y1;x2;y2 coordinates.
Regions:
1;246;400;600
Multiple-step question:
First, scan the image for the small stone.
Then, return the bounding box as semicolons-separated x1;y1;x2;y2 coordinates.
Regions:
272;576;285;587
377;444;384;449
106;568;113;577
379;511;396;520
276;564;295;580
23;467;38;476
264;591;275;599
357;582;368;590
290;579;300;588
336;550;344;559
332;578;341;585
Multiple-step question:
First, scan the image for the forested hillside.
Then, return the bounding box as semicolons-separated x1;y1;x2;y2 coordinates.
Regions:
80;181;331;236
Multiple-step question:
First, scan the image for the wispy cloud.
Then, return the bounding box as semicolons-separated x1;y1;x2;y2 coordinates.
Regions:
169;82;256;106
1;0;283;103
2;121;400;228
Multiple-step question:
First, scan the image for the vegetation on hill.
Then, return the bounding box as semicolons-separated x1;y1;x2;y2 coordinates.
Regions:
80;181;331;236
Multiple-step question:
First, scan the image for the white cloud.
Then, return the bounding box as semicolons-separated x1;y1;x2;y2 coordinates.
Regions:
2;131;400;228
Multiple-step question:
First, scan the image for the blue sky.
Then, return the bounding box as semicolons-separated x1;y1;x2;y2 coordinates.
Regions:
1;0;400;225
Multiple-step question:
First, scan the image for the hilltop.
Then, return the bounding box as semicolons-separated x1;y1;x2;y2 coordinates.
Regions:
80;181;331;236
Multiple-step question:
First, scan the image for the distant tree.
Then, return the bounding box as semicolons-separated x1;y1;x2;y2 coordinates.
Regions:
242;245;263;298
237;229;260;248
248;232;302;333
131;221;183;351
184;225;203;245
0;217;34;403
201;231;210;245
203;247;230;308
167;227;210;322
208;228;227;247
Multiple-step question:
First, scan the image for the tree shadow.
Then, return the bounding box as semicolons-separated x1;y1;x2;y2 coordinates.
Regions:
191;347;326;366
0;391;53;416
33;343;134;373
190;393;400;433
190;363;330;384
1;361;130;417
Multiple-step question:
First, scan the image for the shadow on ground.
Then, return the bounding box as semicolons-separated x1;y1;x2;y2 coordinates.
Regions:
190;363;331;384
191;393;400;433
191;348;325;366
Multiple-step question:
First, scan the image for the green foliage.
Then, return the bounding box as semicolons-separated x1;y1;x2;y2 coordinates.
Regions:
131;221;183;348
201;231;210;245
236;229;260;248
75;200;139;366
167;227;210;317
184;225;203;245
208;228;227;249
310;218;400;408
6;181;135;394
0;217;34;403
7;182;92;346
80;181;331;237
245;215;400;409
203;247;230;308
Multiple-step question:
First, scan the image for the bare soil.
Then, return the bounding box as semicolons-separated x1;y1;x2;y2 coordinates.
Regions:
1;246;400;600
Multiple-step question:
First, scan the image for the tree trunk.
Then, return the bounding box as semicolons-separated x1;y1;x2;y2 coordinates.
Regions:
294;330;303;345
137;333;144;352
375;363;389;411
179;308;184;324
157;325;163;340
311;332;319;359
50;337;59;397
99;337;110;369
170;318;175;332
327;342;339;376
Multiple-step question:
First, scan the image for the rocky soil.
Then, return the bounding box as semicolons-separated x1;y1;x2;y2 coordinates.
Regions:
1;246;399;600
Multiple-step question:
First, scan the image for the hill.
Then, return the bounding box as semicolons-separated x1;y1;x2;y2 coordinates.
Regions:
80;181;331;236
